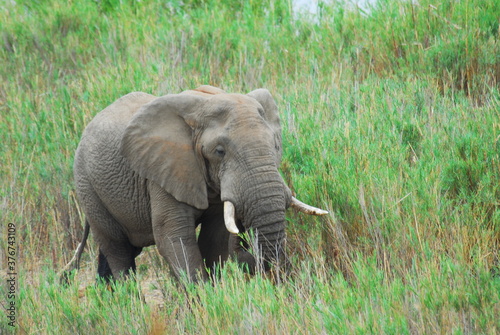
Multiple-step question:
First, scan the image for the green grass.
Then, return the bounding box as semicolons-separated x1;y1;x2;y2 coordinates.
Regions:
1;0;499;333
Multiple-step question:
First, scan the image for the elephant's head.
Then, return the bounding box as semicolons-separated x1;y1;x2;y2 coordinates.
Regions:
121;85;327;273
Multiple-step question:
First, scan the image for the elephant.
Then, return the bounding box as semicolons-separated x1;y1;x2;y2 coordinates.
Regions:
63;85;327;283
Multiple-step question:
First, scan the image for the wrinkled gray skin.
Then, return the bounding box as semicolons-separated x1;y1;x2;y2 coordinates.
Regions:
74;86;294;282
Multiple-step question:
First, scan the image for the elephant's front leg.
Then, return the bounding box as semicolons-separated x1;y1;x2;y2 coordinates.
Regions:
229;233;257;275
197;203;231;274
149;182;207;282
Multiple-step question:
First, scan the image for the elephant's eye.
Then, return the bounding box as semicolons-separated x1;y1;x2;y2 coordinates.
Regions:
214;145;225;157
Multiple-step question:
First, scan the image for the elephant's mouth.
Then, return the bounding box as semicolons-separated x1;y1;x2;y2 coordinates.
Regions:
224;198;327;275
223;201;248;234
236;218;246;233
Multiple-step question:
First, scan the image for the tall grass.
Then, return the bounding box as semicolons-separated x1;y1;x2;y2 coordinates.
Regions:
1;0;499;333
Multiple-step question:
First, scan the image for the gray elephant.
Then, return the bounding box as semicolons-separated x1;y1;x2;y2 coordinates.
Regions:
63;85;327;283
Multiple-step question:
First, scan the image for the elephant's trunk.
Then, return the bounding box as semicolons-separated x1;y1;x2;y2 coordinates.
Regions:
240;174;288;271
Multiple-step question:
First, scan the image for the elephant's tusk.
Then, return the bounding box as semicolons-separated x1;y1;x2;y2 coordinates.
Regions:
291;197;329;215
224;201;239;234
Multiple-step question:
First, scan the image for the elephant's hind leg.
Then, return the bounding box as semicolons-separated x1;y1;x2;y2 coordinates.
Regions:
78;184;143;281
98;241;143;281
97;250;113;283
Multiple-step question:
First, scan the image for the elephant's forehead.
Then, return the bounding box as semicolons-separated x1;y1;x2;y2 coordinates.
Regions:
210;93;260;107
203;94;264;118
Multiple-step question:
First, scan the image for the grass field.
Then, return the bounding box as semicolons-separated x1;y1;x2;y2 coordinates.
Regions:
1;0;499;333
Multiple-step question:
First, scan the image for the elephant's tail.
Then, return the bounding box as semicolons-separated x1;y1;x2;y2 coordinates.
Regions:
59;220;90;285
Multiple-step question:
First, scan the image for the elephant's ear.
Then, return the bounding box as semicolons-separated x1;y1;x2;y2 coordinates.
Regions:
121;94;209;209
247;89;283;161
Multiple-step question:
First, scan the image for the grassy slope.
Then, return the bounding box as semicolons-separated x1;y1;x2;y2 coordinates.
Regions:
1;0;499;333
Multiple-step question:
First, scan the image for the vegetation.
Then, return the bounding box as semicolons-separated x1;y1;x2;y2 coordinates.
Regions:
1;0;499;333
